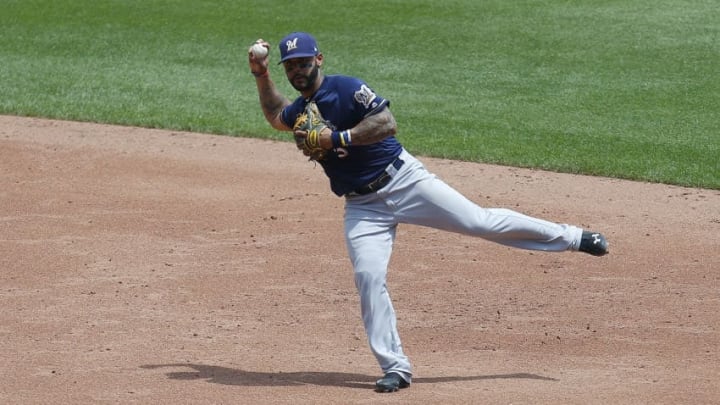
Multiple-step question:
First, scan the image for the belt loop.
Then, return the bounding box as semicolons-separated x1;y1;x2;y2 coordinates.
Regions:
385;157;404;178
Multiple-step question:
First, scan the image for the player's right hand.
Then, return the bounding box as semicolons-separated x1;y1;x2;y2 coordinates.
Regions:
248;39;270;77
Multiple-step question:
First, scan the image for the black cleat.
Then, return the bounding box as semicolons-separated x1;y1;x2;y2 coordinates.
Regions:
579;231;609;256
375;372;410;393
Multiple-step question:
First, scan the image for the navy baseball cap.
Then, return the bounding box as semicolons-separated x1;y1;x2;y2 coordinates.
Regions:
278;32;319;63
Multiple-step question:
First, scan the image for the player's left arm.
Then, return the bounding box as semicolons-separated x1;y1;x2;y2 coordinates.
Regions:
318;107;397;149
347;107;398;145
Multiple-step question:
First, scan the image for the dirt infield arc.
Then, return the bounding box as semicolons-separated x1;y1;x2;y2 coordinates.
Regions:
1;115;719;404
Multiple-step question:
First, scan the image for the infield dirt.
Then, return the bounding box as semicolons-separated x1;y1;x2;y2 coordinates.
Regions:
2;115;718;404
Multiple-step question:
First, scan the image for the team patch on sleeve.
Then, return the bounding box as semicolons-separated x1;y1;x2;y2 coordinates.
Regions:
354;85;378;109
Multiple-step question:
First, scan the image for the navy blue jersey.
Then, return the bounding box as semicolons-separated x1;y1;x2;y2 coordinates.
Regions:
281;75;403;196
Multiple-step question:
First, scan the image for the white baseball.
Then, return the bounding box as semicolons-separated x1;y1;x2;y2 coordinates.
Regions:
251;43;268;59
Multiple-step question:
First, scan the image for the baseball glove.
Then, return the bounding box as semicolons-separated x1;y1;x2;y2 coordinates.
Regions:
293;101;328;161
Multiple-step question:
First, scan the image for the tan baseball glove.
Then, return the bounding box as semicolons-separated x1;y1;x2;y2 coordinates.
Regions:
292;101;328;161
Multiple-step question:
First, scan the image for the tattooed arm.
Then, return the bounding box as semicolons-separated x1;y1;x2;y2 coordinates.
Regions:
314;106;398;150
254;75;292;131
345;107;397;146
248;39;292;131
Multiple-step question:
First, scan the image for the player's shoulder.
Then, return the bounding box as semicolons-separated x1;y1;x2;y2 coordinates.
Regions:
279;96;309;128
287;95;307;111
322;75;387;113
323;74;367;88
323;75;383;98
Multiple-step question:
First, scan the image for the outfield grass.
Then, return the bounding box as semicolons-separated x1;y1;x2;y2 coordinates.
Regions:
1;0;718;189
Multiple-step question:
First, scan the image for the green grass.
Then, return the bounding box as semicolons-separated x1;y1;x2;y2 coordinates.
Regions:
1;0;718;189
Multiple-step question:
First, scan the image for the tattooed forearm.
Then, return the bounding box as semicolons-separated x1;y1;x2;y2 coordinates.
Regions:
347;108;398;146
255;77;291;130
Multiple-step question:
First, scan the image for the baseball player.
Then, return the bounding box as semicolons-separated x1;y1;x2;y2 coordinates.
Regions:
248;32;609;393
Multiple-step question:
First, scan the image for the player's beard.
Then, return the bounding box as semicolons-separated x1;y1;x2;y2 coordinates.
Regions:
290;64;320;92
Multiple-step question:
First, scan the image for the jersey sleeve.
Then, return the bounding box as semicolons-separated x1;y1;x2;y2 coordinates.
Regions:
280;98;306;129
316;76;390;130
345;77;389;119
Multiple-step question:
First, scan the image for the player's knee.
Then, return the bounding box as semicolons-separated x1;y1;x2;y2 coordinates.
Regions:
353;267;386;292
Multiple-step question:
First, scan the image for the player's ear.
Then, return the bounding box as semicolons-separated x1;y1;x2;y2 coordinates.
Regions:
315;53;323;67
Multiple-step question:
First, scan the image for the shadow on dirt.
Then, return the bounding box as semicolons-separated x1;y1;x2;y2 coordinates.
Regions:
141;364;557;390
